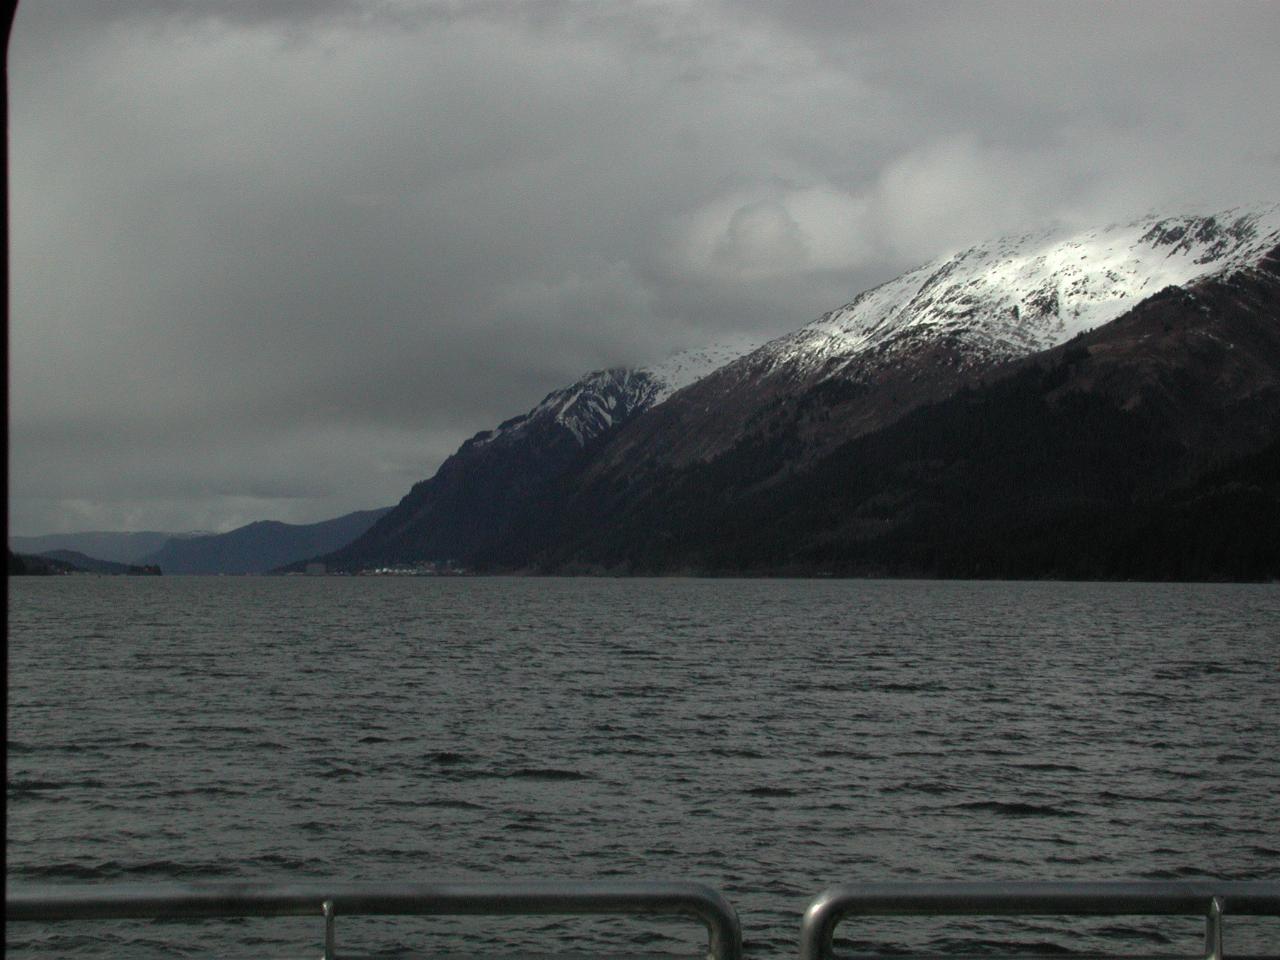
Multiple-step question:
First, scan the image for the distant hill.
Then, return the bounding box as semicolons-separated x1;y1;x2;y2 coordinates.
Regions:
9;549;162;575
37;550;162;576
142;508;391;574
9;550;82;575
8;530;190;564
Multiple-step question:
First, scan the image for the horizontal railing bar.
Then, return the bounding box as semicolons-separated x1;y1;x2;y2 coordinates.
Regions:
6;880;734;920
805;880;1280;917
6;880;742;960
799;881;1280;960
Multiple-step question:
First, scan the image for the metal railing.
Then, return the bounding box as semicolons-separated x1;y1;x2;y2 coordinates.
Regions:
9;879;1280;958
799;881;1280;960
5;879;743;960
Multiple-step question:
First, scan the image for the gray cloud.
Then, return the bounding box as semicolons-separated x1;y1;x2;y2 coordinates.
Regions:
8;0;1280;534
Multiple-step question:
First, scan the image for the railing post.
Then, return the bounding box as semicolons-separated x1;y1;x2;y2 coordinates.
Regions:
798;889;840;960
322;899;335;960
1205;896;1223;960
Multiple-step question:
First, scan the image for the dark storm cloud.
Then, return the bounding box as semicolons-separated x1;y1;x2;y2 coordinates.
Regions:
8;0;1279;534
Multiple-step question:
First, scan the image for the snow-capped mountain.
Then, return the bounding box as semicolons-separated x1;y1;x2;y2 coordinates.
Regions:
541;222;1280;577
464;334;765;450
320;337;764;569
465;368;664;449
318;203;1280;577
591;203;1280;473
752;203;1280;380
644;334;768;394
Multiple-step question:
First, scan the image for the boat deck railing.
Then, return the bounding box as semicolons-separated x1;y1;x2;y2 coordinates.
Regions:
5;880;742;960
6;879;1279;959
800;880;1280;960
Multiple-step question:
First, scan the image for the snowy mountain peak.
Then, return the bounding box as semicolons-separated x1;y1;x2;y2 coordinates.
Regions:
466;335;766;450
754;202;1280;381
643;333;769;399
463;204;1277;457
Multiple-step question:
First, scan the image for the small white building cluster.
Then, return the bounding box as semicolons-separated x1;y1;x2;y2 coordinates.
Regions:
358;560;466;576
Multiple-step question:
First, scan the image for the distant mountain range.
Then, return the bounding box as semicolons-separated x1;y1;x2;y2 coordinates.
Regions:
143;508;391;574
33;549;162;575
7;549;161;576
313;203;1280;580
10;508;390;575
8;530;189;564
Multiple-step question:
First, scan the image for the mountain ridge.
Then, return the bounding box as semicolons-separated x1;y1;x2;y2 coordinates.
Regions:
8;530;193;565
32;550;163;575
584;203;1280;479
144;508;391;574
522;243;1280;578
314;203;1280;579
320;336;766;569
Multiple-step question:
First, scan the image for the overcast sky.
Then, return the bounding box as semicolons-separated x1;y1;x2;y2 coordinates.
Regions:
8;0;1280;536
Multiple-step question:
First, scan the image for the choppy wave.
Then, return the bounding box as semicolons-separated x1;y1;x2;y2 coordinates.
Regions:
950;800;1081;818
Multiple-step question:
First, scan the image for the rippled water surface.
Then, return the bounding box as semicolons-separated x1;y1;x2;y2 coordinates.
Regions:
7;577;1279;957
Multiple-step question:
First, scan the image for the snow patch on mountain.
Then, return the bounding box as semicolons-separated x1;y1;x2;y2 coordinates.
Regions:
467;335;766;450
756;203;1280;381
644;332;769;397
